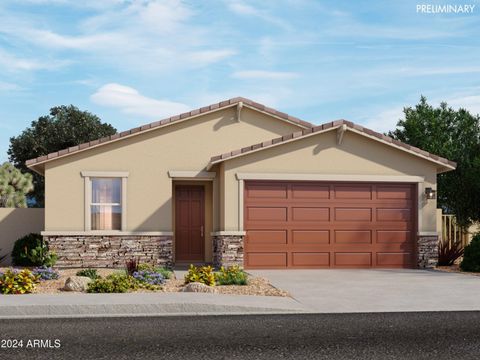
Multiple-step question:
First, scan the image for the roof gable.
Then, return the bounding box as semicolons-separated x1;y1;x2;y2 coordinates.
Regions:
26;97;313;171
208;119;456;173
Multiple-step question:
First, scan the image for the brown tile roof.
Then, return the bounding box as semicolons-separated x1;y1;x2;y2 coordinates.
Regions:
209;119;457;170
26;97;314;168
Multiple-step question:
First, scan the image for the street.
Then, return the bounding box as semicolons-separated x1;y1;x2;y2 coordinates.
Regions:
0;312;479;359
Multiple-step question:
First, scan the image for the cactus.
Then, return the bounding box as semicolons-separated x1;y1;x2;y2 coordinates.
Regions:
0;162;34;208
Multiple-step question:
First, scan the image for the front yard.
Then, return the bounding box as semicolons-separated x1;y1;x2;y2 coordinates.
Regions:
0;265;289;297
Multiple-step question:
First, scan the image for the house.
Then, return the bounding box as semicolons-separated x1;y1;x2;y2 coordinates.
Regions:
26;97;456;269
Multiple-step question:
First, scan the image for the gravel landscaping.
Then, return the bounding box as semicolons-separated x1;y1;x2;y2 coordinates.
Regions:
0;267;290;297
435;265;480;277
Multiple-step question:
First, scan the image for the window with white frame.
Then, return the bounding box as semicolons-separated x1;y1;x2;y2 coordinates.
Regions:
81;171;128;232
91;178;122;230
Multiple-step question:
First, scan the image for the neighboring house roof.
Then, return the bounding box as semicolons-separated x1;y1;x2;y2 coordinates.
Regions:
25;97;313;170
208;119;457;173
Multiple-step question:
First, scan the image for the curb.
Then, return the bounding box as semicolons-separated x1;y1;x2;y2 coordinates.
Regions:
0;303;307;319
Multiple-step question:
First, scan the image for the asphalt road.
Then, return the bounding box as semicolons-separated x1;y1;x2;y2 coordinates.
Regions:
0;312;479;359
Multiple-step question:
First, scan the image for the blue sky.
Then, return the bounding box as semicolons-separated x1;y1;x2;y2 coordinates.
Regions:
1;0;479;162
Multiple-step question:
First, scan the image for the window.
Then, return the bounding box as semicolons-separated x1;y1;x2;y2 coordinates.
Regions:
91;178;122;230
81;171;128;232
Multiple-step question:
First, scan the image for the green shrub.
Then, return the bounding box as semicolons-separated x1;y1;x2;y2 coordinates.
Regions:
11;233;57;267
138;263;173;279
460;234;480;272
87;273;137;293
184;264;215;286
76;269;99;280
215;265;248;285
0;268;39;294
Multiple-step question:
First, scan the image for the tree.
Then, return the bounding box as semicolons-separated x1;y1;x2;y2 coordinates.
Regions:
388;96;480;227
0;162;34;207
8;105;117;206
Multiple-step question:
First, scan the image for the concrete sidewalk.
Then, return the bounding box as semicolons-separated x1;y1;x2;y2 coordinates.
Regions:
0;292;308;319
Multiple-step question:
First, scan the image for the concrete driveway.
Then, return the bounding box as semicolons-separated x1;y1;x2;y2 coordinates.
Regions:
249;269;480;313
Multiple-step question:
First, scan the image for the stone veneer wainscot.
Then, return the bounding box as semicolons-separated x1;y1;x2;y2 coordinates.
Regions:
44;235;173;268
417;235;439;268
212;235;244;268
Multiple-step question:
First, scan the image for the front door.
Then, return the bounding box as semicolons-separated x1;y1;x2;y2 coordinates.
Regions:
175;185;205;262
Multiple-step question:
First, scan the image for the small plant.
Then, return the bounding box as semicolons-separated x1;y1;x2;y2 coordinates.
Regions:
138;263;173;279
132;270;165;287
76;268;99;280
87;273;137;293
460;234;480;272
438;240;464;266
184;264;215;286
33;266;59;281
0;268;39;294
215;265;248;285
11;233;57;267
125;258;139;276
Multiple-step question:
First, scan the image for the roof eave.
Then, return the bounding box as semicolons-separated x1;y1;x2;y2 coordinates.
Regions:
208;125;458;172
24;98;313;168
27;163;45;176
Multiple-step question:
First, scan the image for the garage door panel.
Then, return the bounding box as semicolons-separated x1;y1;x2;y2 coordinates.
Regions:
377;230;411;243
377;252;413;266
292;230;330;244
246;184;287;199
247;230;287;244
335;230;371;244
244;181;415;269
377;208;411;222
335;252;372;266
247;207;287;221
377;186;412;200
292;207;329;221
334;185;372;199
246;253;287;267
292;184;330;199
335;208;372;221
292;252;330;267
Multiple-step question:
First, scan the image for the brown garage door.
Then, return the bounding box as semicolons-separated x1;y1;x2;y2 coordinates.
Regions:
244;181;416;269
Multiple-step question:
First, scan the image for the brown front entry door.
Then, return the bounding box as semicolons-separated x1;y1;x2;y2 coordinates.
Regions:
175;185;205;262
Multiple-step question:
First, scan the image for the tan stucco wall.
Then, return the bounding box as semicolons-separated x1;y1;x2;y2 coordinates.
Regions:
44;107;302;232
0;208;45;265
222;130;438;233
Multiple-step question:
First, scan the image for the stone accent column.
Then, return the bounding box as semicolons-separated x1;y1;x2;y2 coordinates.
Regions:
212;235;244;268
44;235;173;268
417;235;439;268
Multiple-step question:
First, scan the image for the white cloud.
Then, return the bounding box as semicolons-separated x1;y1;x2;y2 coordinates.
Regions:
0;49;69;71
91;83;191;118
232;70;299;80
189;49;236;65
228;1;259;16
0;0;235;72
227;1;291;30
360;106;404;133
447;95;480;116
0;81;21;91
